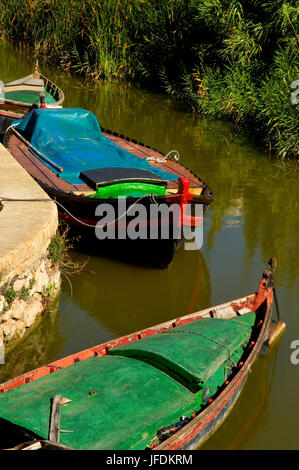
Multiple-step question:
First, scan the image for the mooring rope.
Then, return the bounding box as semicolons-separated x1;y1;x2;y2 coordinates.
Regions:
146;149;180;163
0;193;158;229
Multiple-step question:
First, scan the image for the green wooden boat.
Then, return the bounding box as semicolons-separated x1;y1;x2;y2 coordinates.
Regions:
0;269;276;450
1;63;64;110
0;63;64;135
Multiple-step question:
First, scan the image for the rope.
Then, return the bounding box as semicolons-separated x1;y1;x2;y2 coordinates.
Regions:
0;193;158;229
146;149;180;163
159;329;231;353
4;121;20;137
89;193;158;228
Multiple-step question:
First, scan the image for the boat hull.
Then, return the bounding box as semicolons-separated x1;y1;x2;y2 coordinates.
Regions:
156;302;272;450
0;271;275;450
180;376;246;450
5;126;213;267
0;111;20;136
42;182;204;267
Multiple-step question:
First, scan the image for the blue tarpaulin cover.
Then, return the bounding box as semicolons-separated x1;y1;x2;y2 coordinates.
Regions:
13;108;178;186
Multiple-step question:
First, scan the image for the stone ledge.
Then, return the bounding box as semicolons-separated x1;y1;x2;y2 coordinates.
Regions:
0;143;58;285
0;254;61;345
0;337;3;365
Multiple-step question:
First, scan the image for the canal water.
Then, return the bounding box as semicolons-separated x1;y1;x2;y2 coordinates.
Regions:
0;40;298;450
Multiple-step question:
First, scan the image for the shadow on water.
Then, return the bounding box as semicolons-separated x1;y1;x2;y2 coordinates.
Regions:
68;228;184;270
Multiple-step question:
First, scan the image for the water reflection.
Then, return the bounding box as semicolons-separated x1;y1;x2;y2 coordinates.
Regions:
200;340;281;450
0;301;61;384
57;246;211;358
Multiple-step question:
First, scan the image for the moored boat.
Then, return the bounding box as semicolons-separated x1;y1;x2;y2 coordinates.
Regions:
0;64;64;134
0;264;280;450
4;107;214;267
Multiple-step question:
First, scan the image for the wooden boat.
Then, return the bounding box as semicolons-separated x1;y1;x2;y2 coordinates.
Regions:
0;265;279;450
4;107;214;267
0;64;64;135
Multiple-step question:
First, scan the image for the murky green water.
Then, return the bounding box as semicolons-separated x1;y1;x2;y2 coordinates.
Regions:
0;40;298;450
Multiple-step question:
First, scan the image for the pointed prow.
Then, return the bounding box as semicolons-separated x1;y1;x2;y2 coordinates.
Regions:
33;60;40;78
267;257;287;344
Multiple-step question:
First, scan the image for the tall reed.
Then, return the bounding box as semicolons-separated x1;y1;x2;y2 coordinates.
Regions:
0;0;298;158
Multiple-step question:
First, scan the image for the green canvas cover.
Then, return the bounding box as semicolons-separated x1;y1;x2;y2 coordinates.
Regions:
0;356;198;450
108;313;256;385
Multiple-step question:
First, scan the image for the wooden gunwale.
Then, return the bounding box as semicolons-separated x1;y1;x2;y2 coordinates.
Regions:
40;73;64;106
0;109;21;118
0;101;30;115
5;128;214;207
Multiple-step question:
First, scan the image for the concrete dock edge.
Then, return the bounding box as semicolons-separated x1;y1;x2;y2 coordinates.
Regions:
0;143;60;349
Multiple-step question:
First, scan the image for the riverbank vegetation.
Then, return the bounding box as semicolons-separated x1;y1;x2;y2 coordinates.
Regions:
0;0;298;158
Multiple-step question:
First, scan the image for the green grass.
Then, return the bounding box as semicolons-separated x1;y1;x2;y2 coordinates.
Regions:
4;287;17;307
0;0;298;158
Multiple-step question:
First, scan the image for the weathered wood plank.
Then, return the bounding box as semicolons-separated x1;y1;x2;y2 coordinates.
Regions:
9;136;76;191
0;102;30;114
49;394;62;443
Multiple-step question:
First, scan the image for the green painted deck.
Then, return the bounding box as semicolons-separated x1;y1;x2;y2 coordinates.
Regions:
0;313;256;449
0;356;198;450
4;90;57;106
109;313;256;385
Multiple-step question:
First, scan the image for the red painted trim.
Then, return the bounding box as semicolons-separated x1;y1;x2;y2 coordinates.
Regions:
0;111;22;119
